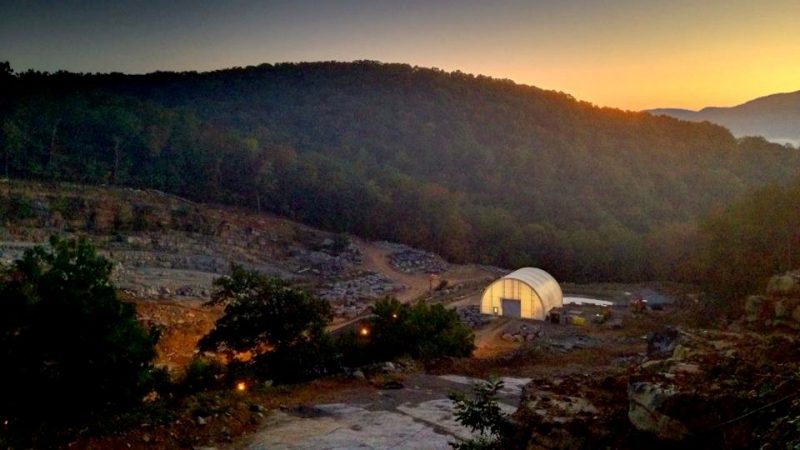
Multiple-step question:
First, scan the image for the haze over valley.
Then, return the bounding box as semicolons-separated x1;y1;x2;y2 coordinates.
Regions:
648;90;800;147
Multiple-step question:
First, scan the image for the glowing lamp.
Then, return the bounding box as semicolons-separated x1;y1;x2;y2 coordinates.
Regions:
360;326;370;337
236;381;247;392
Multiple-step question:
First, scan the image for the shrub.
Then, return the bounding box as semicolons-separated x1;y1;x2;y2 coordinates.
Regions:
179;357;226;394
350;296;474;362
199;264;335;383
113;204;133;231
132;204;156;231
449;378;510;450
331;233;351;254
50;195;87;220
0;193;35;221
0;237;160;429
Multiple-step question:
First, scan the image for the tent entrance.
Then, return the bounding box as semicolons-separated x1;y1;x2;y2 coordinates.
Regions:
501;298;521;318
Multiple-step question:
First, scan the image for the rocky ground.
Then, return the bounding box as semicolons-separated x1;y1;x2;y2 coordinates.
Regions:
378;241;449;274
237;373;527;450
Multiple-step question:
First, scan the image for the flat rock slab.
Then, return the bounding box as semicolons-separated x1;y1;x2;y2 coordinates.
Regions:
398;398;517;440
244;403;455;450
437;375;532;398
237;375;526;450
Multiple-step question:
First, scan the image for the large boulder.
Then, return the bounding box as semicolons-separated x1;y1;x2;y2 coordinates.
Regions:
766;272;800;297
774;297;800;320
646;327;679;358
627;382;689;441
744;295;766;323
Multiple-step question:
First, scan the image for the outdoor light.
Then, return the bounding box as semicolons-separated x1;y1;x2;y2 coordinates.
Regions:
236;381;247;392
360;326;370;336
492;306;499;315
391;313;398;319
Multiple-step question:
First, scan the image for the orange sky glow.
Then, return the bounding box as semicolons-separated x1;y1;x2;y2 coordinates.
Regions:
2;0;799;110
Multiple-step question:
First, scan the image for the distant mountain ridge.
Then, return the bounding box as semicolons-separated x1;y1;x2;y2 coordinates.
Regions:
647;90;800;146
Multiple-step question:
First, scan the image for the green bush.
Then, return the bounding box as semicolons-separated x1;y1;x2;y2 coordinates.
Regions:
50;195;87;220
0;193;35;221
449;378;510;450
113;205;133;231
331;233;351;254
199;264;335;383
132;204;157;231
254;332;339;383
0;237;160;429
179;357;226;394
347;297;474;363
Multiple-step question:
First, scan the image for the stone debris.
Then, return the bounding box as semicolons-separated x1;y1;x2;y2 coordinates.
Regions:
500;324;542;343
318;272;401;304
511;320;800;449
627;382;689;440
290;243;362;280
457;305;491;328
378;241;448;274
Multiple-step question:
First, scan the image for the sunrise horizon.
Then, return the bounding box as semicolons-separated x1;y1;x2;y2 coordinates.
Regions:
3;0;799;111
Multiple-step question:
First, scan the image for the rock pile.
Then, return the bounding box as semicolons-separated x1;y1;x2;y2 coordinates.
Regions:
500;323;542;342
514;326;800;449
0;241;34;265
332;301;367;319
379;242;448;274
745;270;800;329
292;243;362;279
317;272;400;303
458;305;491;328
109;250;230;273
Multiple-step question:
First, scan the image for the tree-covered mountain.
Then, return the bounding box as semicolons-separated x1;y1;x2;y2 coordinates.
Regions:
648;90;800;147
2;61;799;282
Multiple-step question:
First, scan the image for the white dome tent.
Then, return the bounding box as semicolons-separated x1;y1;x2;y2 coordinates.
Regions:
480;267;563;320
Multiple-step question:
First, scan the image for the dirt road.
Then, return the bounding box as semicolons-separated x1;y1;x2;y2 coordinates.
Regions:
356;240;433;302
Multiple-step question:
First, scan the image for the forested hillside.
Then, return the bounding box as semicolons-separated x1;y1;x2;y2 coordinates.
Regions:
1;61;798;282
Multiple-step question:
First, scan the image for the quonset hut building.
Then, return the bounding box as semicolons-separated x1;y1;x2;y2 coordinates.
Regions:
480;267;563;320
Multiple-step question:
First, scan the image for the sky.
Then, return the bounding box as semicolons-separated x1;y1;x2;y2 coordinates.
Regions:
1;0;799;110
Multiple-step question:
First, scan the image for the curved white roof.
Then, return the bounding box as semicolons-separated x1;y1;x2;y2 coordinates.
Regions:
503;267;563;310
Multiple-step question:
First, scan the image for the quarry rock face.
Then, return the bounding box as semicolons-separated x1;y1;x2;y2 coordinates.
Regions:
514;321;800;449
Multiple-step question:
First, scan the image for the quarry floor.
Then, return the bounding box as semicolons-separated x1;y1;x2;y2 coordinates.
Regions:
235;374;529;450
228;301;682;450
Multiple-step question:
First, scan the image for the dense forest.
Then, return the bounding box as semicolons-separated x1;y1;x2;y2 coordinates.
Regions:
1;60;799;283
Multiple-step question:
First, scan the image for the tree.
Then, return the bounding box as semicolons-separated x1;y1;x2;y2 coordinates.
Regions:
695;180;800;299
199;264;334;382
0;237;159;428
1;120;23;178
449;378;510;450
364;297;474;361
